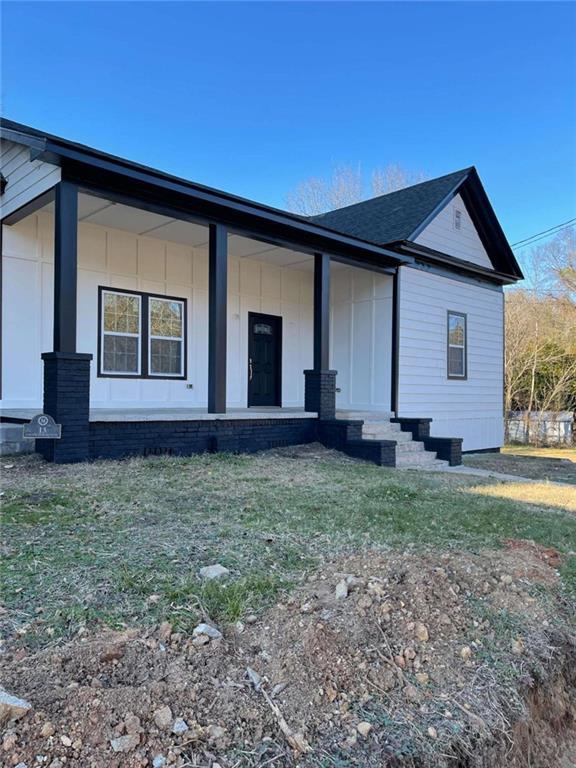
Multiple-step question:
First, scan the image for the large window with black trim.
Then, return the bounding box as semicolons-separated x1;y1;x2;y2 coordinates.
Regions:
447;311;467;379
98;287;186;379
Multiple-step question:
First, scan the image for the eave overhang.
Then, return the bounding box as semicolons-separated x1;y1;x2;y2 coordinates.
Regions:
393;241;521;285
1;120;411;271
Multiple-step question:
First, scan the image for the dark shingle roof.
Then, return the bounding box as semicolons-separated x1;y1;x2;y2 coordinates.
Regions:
311;168;472;245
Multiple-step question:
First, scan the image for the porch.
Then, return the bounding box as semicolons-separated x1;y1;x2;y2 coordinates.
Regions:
1;131;409;462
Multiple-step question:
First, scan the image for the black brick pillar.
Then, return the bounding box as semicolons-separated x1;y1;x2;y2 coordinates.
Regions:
304;369;337;420
37;352;92;463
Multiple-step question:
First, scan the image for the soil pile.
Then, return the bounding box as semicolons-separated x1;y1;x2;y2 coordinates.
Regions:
1;547;575;767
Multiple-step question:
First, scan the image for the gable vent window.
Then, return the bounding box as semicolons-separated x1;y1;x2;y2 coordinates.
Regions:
453;208;462;230
447;311;467;379
99;287;187;379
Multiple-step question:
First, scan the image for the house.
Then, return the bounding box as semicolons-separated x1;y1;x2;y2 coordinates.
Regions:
0;120;523;464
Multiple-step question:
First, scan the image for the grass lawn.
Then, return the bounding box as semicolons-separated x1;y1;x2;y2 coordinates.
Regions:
2;446;575;649
464;444;576;484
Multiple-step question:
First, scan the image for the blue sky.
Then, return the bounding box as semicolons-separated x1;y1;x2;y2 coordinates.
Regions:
2;1;575;251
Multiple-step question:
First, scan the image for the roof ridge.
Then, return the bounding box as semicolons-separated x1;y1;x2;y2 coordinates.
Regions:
313;167;473;220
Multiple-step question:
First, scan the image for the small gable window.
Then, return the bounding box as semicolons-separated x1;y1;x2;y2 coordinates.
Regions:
453;208;462;230
447;311;467;379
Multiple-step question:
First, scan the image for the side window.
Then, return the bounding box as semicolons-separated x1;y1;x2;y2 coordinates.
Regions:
447;311;467;379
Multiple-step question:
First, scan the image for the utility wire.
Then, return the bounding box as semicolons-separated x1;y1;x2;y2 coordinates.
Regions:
511;217;576;247
512;223;575;251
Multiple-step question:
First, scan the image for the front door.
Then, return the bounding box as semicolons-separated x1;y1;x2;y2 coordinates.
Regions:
248;313;282;407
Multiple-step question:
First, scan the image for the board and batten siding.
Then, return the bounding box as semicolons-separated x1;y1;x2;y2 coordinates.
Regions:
330;267;393;412
0;140;61;220
415;193;493;269
397;265;504;451
1;211;313;409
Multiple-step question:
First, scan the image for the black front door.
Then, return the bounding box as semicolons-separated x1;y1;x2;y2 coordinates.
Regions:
248;313;282;407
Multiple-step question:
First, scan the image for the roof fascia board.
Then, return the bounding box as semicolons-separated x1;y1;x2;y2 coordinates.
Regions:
395;241;519;285
9;127;406;262
56;157;412;266
0;126;47;153
458;173;524;279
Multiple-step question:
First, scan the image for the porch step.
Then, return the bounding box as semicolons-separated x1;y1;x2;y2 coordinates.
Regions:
359;417;448;470
0;424;35;456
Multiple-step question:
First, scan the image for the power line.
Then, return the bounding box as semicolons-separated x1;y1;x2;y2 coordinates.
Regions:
511;217;576;248
512;223;575;251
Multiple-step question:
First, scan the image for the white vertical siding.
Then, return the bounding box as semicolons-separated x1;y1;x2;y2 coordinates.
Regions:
1;212;313;409
415;193;493;269
397;265;504;451
0;140;61;219
331;266;393;411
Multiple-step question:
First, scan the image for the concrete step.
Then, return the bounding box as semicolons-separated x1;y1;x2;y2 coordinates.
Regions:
395;441;426;453
363;428;412;442
0;424;35;456
396;453;448;469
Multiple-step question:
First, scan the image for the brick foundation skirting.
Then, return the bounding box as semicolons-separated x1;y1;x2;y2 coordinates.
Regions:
89;418;317;460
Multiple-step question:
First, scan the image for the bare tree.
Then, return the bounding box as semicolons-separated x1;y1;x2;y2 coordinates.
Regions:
371;164;429;198
286;163;428;216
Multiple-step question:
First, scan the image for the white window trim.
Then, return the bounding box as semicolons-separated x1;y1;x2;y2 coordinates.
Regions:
447;311;467;379
101;290;142;376
147;297;185;378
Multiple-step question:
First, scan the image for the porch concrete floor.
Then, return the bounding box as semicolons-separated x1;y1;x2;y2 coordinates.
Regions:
0;407;317;423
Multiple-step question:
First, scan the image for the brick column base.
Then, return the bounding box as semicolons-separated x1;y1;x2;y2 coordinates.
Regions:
37;352;92;463
304;369;337;420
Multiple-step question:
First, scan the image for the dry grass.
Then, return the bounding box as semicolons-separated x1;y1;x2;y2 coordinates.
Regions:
503;445;576;462
468;480;576;513
464;446;576;485
2;446;575;648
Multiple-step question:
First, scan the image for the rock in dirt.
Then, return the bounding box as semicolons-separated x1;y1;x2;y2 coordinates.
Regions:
110;733;140;752
428;726;438;739
0;688;31;726
357;721;372;737
172;717;189;735
207;724;228;747
414;622;429;642
153;705;173;730
40;721;56;738
152;756;167;768
199;564;230;580
460;645;473;661
99;643;125;663
3;732;17;750
335;579;349;600
192;623;223;642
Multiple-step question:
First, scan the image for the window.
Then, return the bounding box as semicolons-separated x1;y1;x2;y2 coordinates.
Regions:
149;298;185;376
453;208;462;230
99;288;186;379
101;291;141;375
447;311;467;379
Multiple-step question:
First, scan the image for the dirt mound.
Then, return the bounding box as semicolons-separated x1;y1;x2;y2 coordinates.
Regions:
1;548;575;767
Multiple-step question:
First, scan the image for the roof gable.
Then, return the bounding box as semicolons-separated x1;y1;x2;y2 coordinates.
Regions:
312;168;523;280
414;192;493;269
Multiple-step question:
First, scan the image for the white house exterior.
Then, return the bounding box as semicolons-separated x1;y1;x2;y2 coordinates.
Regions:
0;120;522;464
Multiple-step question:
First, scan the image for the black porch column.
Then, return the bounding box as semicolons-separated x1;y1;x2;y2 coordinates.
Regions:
208;223;227;413
304;252;337;419
38;182;92;463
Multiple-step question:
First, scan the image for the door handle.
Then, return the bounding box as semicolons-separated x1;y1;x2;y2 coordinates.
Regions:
249;357;253;381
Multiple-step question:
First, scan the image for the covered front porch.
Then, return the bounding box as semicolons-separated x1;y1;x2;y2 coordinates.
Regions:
1;129;408;462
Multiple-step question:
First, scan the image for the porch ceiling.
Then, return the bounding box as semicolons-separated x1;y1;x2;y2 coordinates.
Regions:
38;193;326;270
